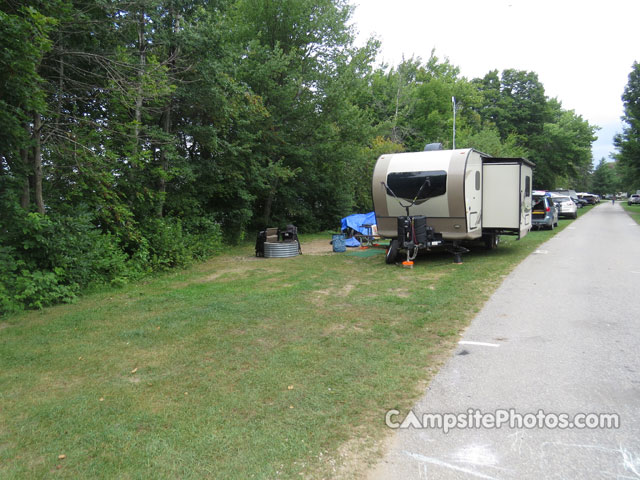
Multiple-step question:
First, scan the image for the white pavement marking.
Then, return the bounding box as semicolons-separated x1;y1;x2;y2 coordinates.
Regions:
459;341;500;348
620;446;640;478
403;451;501;480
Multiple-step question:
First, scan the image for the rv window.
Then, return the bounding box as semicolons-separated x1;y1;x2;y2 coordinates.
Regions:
475;171;481;191
386;170;447;202
525;176;531;196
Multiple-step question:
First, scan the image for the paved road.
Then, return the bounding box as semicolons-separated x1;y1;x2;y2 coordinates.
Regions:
369;203;640;480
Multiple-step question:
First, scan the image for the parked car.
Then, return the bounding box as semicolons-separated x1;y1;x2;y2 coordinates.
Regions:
578;193;598;205
551;195;578;219
628;194;640;205
532;194;559;230
551;190;583;208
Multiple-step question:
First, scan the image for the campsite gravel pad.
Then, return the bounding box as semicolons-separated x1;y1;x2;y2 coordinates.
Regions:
345;248;386;258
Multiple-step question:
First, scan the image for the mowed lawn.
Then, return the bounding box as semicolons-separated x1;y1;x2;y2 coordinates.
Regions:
622;202;640;225
0;207;594;479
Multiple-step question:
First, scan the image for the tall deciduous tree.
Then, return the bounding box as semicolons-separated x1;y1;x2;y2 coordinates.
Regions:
591;158;618;195
530;99;597;189
0;4;54;213
232;0;375;230
614;61;640;189
473;69;548;144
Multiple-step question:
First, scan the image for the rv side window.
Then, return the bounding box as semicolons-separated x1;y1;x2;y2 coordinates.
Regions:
386;170;447;201
475;171;480;191
525;176;531;196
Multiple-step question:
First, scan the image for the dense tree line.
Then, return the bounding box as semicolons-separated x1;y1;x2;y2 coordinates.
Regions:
614;62;640;191
1;0;598;312
588;62;640;196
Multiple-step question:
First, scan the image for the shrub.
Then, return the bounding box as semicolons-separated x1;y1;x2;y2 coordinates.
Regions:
0;202;223;314
140;215;223;270
0;208;132;314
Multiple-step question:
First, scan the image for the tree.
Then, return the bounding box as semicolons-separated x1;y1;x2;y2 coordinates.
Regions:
591;158;616;195
614;61;640;189
231;0;375;230
0;4;55;213
458;127;528;158
368;52;482;152
529;100;597;189
472;69;548;144
472;71;596;189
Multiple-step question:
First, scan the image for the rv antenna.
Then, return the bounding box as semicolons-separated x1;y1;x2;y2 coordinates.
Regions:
452;96;456;149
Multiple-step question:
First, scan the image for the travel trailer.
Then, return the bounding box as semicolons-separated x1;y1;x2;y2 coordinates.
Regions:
371;148;534;264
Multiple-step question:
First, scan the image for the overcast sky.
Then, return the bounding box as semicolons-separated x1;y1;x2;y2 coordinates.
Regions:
350;0;639;163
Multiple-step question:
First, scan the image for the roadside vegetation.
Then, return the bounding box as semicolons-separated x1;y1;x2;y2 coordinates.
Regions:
622;202;640;225
0;207;594;479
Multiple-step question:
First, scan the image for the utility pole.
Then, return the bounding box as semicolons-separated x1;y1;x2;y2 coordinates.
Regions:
452;96;456;149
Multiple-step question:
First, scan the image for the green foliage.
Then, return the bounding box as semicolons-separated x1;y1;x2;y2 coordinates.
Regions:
0;204;132;314
351;136;405;211
140;216;223;270
530;102;597;189
0;5;53;157
459;127;528;158
591;158;621;195
614;61;640;189
471;70;596;189
0;201;223;313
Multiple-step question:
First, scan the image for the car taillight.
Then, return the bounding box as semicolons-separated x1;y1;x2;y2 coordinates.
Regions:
546;206;550;212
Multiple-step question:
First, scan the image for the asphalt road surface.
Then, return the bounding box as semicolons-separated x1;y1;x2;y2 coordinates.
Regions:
369;203;640;480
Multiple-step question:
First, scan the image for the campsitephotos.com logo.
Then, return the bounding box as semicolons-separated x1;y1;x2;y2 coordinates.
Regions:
385;408;620;434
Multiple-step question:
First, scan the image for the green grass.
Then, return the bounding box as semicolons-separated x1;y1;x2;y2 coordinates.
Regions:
621;202;640;224
0;208;593;479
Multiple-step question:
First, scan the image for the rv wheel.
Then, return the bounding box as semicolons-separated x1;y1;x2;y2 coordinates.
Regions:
385;239;399;264
483;234;500;250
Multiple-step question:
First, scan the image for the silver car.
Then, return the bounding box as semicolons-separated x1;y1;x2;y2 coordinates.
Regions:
532;195;559;230
628;194;640;205
552;195;578;219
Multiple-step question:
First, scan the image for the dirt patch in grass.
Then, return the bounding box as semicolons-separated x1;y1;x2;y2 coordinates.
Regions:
301;237;334;255
387;288;410;298
340;283;356;296
321;322;367;337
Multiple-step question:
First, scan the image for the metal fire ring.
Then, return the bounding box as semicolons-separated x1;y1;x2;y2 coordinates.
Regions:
263;242;300;258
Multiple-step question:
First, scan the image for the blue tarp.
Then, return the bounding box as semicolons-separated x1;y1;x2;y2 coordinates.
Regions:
345;237;361;247
340;212;376;236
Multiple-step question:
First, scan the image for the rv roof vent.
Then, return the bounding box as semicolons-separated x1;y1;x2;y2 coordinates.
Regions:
424;143;443;151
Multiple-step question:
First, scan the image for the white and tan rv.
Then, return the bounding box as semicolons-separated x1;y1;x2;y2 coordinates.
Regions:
371;148;534;263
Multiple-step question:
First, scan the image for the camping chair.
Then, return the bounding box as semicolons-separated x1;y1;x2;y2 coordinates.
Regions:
281;224;302;254
256;227;278;257
265;227;279;243
255;230;267;257
359;224;375;247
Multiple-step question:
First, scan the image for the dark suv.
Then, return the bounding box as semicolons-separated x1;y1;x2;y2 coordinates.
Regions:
532;195;559;230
